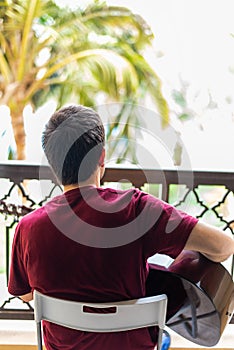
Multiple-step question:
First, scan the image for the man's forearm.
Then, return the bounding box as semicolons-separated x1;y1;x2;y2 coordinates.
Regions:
184;221;234;263
201;251;232;263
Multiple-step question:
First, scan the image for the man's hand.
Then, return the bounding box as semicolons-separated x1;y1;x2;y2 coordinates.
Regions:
20;291;33;302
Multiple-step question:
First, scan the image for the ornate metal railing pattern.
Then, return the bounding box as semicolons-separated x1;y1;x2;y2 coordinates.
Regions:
0;162;233;320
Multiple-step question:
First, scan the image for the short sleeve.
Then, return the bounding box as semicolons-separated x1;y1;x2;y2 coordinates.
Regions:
8;222;31;296
138;193;198;259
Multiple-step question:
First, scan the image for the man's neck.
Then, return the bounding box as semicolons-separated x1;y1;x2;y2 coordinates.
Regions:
63;182;96;193
63;172;100;193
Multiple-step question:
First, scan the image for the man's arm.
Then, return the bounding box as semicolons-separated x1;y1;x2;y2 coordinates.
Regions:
20;291;33;302
184;221;234;262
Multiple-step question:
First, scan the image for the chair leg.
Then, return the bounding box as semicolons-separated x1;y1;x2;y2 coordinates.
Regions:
36;321;43;350
157;328;163;350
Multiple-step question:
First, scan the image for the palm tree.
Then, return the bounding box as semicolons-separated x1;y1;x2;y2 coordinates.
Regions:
0;0;169;160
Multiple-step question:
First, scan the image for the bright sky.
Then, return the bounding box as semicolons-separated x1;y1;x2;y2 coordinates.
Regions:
106;0;234;102
104;0;234;170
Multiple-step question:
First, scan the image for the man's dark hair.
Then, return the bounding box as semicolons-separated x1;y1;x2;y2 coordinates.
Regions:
42;104;105;185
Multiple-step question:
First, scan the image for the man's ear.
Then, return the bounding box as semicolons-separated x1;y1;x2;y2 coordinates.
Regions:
99;148;105;167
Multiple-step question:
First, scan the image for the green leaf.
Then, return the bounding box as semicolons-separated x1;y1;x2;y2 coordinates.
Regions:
178;113;191;121
172;90;187;108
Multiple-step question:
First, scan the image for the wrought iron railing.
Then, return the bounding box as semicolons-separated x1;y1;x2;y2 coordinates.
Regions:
0;161;233;321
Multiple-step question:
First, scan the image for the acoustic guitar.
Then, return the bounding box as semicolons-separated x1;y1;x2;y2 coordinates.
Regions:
146;250;234;347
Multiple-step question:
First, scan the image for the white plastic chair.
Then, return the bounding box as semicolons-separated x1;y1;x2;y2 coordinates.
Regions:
34;290;168;350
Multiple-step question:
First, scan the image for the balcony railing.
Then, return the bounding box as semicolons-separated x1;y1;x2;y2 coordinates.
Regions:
0;161;233;321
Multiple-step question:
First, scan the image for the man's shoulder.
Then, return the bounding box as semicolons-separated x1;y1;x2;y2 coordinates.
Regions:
20;205;45;222
20;193;65;223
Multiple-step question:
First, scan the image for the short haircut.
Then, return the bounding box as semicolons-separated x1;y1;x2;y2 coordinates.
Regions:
42;104;105;185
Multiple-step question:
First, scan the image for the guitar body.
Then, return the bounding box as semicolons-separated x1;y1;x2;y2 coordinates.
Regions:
146;250;234;347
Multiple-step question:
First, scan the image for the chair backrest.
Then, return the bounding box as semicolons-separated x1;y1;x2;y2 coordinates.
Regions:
34;290;168;350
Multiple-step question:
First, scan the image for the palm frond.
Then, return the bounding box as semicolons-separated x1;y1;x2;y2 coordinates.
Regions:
25;48;139;101
17;0;41;80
